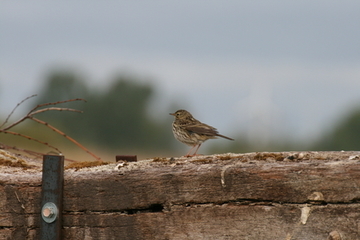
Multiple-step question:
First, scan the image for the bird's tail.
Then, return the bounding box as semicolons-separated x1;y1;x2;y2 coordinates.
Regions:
217;134;234;141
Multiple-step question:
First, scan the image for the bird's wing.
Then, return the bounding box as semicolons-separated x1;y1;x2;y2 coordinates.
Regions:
185;124;218;136
185;124;234;140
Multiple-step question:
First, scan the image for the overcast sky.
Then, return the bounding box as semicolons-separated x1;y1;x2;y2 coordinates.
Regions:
1;1;360;145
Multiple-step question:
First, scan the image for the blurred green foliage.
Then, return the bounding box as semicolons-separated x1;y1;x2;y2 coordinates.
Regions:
1;69;360;157
312;106;360;151
33;70;177;153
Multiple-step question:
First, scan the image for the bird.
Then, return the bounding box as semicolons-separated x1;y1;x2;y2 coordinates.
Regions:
170;109;234;157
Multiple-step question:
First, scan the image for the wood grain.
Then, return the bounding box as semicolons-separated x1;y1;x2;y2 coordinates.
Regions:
1;151;360;239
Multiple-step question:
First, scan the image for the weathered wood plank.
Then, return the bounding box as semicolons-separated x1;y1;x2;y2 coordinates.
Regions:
60;204;360;240
1;151;360;239
63;152;360;212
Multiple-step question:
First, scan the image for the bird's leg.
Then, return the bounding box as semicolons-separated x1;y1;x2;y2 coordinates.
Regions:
185;144;198;157
192;143;202;156
184;143;204;157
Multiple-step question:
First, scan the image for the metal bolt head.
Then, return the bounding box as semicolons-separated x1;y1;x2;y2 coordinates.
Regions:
42;207;54;218
41;202;58;223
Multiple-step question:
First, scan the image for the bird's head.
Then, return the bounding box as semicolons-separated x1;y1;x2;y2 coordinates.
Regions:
169;109;193;120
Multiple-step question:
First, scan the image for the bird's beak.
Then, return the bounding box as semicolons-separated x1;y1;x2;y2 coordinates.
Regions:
169;113;175;116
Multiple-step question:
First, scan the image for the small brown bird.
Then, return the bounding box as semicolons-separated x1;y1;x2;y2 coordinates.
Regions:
170;109;234;157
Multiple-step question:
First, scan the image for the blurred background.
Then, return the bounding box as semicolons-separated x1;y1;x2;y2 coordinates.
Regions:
1;1;360;162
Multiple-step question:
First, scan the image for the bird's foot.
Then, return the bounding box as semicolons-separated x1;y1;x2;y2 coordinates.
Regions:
184;154;203;158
